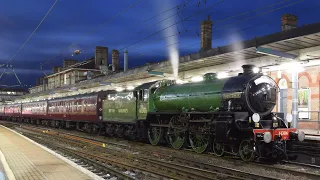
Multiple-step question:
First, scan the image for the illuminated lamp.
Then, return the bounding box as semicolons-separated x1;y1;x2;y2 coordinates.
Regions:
116;87;124;92
126;86;134;90
253;67;260;73
191;76;203;82
217;72;229;79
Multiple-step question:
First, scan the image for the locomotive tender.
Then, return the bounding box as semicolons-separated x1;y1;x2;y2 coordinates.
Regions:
0;64;304;161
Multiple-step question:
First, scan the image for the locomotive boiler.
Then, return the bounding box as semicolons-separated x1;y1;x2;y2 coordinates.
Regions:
147;65;304;161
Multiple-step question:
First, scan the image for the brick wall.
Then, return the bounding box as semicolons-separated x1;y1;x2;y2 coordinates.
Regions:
269;66;320;130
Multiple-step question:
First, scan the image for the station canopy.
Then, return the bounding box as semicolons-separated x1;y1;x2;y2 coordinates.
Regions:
18;22;320;102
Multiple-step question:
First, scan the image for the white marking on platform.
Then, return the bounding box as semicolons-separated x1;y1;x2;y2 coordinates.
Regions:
1;125;104;180
0;150;16;180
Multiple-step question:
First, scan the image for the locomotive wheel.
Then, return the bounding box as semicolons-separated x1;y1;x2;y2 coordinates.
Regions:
168;115;187;149
148;126;163;145
189;133;210;153
213;140;225;157
239;139;255;161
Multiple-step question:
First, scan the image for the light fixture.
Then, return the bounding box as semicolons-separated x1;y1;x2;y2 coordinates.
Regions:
217;72;229;79
277;70;282;78
126;86;134;90
253;67;259;73
116;87;124;92
176;79;187;84
191;76;203;82
281;62;305;73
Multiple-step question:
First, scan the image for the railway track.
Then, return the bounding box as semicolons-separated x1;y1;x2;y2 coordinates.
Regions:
3;122;320;180
14;125;278;180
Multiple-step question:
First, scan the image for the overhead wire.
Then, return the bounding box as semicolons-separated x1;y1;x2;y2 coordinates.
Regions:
46;0;94;42
33;0;304;74
2;0;59;66
99;0;196;42
41;0;206;69
156;2;317;57
118;0;300;62
0;0;59;86
213;0;304;30
42;0;198;67
40;0;143;68
118;0;226;51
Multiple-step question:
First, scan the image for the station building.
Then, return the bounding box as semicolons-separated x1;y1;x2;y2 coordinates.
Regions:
0;87;28;102
19;14;320;134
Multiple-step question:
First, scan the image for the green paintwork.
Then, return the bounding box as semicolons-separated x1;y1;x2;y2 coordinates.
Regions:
102;92;136;122
152;79;228;112
138;101;148;119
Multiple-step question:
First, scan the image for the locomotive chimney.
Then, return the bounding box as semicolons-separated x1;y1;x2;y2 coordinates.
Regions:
242;64;255;75
204;73;217;81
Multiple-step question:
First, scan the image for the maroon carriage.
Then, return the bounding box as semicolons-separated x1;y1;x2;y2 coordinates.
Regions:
4;103;21;121
21;101;48;122
47;92;107;132
0;105;5;119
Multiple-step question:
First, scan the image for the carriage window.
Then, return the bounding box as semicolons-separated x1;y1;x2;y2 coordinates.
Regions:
144;89;149;101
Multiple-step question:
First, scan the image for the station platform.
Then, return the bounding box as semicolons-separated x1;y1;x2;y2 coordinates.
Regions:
300;129;320;141
0;125;102;180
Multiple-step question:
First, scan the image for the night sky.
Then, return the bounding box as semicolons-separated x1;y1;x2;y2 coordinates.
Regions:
0;0;320;87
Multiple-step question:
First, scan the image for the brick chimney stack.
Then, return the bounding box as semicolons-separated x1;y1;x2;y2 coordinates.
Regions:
95;46;108;69
63;59;78;68
200;15;213;52
112;49;120;72
281;14;298;31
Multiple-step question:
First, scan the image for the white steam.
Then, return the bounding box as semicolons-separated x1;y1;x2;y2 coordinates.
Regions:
155;0;179;79
228;33;245;68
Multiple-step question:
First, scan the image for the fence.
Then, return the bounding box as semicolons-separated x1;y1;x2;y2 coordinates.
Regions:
298;111;320;134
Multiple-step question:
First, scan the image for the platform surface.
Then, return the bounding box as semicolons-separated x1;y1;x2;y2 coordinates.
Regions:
0;126;93;180
299;128;320;141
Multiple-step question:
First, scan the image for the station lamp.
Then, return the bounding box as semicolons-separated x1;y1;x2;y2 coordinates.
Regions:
126;86;134;90
217;72;229;79
176;79;188;84
253;67;260;73
191;76;203;82
116;87;124;92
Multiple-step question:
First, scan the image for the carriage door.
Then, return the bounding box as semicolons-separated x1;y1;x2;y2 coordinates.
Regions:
137;89;148;120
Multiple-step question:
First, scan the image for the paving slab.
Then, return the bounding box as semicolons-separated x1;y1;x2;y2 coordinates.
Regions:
0;126;98;180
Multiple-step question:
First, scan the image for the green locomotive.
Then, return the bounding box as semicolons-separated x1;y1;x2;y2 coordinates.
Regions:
99;64;304;161
0;64;304;162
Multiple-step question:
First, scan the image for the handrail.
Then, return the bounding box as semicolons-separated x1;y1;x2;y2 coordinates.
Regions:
297;111;320;134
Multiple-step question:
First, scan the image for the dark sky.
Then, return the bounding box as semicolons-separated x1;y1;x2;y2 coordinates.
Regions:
0;0;320;87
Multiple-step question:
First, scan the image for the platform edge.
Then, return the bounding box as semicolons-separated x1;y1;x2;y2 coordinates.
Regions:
0;149;16;180
0;125;104;180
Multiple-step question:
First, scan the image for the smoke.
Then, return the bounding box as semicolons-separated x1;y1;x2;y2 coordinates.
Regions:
228;32;245;69
155;0;179;79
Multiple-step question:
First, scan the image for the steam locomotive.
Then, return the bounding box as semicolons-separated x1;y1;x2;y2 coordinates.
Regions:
0;64;304;161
